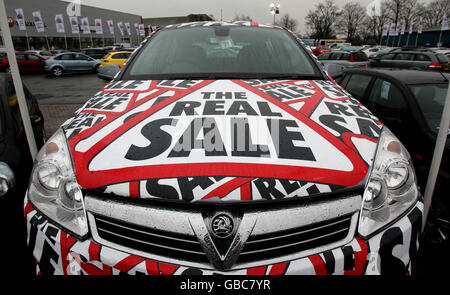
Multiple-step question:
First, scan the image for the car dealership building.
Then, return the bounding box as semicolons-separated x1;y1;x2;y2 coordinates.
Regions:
1;0;143;50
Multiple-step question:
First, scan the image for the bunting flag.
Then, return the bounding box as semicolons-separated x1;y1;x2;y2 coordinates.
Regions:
95;18;103;35
400;20;405;35
418;17;423;34
15;8;26;31
70;16;79;34
81;17;90;34
442;13;448;31
409;21;414;34
32;11;45;32
55;14;65;33
125;22;131;35
139;24;145;36
381;23;388;37
107;20;114;34
117;21;124;36
389;23;396;36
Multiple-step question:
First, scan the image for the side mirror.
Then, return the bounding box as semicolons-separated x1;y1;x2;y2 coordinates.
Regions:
324;63;345;79
97;64;120;81
0;162;15;197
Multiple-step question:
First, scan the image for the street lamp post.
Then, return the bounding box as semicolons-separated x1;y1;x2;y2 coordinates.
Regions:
270;3;280;25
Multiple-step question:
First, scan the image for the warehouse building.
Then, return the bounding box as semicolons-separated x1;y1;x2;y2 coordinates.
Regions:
1;0;143;50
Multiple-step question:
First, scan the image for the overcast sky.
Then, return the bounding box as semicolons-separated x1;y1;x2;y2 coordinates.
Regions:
59;0;432;35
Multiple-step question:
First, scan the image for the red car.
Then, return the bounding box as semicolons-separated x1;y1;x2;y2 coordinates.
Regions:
313;45;331;56
0;52;46;72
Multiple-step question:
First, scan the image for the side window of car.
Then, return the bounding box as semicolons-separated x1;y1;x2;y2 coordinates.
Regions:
112;53;123;59
329;52;342;60
394;53;414;60
340;53;350;60
60;54;74;60
318;53;330;60
27;54;41;61
344;74;373;101
16;54;26;60
415;54;431;61
380;53;395;60
367;78;408;116
75;54;90;60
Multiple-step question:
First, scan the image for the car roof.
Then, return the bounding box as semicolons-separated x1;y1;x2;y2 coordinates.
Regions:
343;68;450;84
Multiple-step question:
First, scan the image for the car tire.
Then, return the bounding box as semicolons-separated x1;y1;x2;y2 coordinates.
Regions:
52;67;63;77
94;64;100;73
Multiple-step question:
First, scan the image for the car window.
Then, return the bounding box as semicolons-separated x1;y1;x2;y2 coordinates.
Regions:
340;53;350;60
318;53;331;60
112;53;124;59
409;83;449;133
0;52;6;58
394;53;414;60
329;52;343;60
60;54;74;60
353;52;368;61
344;74;372;100
125;26;321;79
27;54;42;61
437;54;449;64
380;53;395;60
415;54;431;61
74;53;90;60
16;54;26;60
123;52;131;58
367;79;407;114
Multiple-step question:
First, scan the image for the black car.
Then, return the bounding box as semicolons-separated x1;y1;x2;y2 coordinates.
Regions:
0;72;45;274
370;51;449;72
81;47;109;59
337;69;449;196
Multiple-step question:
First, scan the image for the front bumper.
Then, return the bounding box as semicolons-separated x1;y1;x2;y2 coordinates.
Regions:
25;195;423;275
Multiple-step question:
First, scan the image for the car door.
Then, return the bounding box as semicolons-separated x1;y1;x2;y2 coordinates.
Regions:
365;78;417;148
26;54;45;71
73;53;93;71
372;53;395;67
15;54;28;71
59;53;77;72
391;52;414;69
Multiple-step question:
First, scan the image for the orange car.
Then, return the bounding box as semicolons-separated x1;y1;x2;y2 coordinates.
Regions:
100;51;131;68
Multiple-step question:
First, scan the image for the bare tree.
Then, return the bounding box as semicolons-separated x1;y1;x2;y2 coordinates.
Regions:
337;2;367;44
305;0;341;40
363;0;392;44
277;14;298;32
420;0;450;28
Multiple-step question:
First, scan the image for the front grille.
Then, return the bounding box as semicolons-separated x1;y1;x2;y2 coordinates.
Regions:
94;215;210;264
237;214;352;264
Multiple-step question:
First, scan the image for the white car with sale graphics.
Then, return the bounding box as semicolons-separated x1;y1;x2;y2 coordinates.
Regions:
25;21;423;275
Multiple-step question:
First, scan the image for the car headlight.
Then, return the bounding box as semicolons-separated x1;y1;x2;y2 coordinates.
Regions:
358;127;418;238
28;128;88;238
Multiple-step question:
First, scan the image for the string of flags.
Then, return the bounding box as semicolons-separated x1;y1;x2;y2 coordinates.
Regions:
382;14;448;37
12;7;148;36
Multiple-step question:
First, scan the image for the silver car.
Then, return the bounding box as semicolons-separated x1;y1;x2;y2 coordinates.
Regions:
318;50;370;71
44;52;101;77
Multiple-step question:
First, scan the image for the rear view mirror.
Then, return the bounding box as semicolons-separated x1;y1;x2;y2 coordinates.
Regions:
0;162;15;197
97;64;120;81
324;63;345;79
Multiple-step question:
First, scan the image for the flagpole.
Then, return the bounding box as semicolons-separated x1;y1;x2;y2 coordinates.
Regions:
438;30;442;47
406;33;410;46
64;34;67;49
25;31;30;50
415;32;418;47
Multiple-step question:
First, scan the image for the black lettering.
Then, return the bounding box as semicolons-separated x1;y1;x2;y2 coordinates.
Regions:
253;178;284;199
145;179;179;199
319;114;352;136
178;177;214;202
169;101;201;116
324;101;354;116
231;118;269;157
356;118;381;139
103;97;129;110
267;119;316;161
125;118;177;161
227;101;258;116
203;101;225;115
215;92;233;99
257;101;282;117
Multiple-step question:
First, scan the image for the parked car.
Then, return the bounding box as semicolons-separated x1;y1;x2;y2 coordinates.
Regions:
363;46;390;58
318;50;369;70
44;52;101;77
0;48;6;63
81;48;110;59
100;51;132;68
336;68;449;195
312;45;331;56
0;72;44;274
370;51;449;72
25;50;54;59
26;21;424;275
0;52;46;73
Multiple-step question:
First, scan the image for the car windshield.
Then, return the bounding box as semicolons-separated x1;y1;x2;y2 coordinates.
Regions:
124;26;321;80
409;83;449;134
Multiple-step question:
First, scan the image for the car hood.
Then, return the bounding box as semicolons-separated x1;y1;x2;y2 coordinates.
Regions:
62;79;382;202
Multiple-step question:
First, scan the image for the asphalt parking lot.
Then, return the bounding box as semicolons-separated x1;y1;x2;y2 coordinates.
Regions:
22;72;105;138
7;72;448;275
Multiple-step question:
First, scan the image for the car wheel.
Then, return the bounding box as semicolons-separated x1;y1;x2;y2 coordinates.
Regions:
94;64;100;73
52;67;63;77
